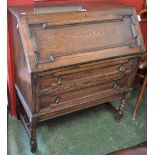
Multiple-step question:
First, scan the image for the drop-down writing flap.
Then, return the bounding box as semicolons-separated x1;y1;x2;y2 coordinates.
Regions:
15;6;145;71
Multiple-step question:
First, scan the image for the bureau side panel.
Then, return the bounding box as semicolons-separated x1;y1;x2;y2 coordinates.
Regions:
10;14;34;113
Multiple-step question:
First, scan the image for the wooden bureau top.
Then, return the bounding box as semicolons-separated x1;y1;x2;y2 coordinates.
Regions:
8;1;134;16
9;2;145;73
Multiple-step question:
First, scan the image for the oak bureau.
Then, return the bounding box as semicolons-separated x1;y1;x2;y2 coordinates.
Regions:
9;1;145;152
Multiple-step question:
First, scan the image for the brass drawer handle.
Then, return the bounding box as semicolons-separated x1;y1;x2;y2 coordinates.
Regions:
113;83;120;90
55;96;61;104
118;64;126;73
56;77;62;85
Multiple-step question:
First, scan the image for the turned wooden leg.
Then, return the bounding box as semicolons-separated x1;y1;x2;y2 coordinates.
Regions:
15;89;38;153
29;121;37;153
16;95;21;120
116;97;127;122
132;77;147;120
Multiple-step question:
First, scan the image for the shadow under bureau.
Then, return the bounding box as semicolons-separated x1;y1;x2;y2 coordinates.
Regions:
9;2;145;152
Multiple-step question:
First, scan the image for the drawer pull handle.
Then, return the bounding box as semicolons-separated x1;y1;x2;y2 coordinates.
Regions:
55;96;60;104
113;83;120;90
56;77;62;85
118;64;126;72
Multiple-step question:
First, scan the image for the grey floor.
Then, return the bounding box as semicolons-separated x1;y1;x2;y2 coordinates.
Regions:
8;85;147;155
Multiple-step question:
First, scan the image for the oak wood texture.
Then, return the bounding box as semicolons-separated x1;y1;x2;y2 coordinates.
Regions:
9;2;145;152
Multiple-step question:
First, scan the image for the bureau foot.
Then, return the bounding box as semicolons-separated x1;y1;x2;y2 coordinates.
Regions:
116;97;127;122
30;140;37;153
29;122;37;153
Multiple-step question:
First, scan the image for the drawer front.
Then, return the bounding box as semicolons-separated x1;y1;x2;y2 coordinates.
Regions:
38;75;133;111
38;56;138;92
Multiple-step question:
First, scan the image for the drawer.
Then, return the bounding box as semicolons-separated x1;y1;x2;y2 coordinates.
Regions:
38;56;138;96
39;73;126;97
38;75;132;110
